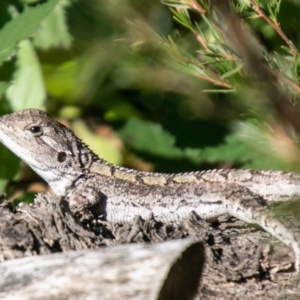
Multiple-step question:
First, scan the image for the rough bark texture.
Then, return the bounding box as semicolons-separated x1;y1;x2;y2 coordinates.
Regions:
0;193;300;299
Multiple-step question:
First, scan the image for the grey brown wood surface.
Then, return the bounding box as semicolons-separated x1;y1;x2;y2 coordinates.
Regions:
0;237;204;300
0;193;300;299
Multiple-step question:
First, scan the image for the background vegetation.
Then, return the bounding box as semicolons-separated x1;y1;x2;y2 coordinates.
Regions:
1;0;300;202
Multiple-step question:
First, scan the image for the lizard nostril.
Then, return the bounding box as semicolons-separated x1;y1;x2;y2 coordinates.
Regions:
57;152;67;163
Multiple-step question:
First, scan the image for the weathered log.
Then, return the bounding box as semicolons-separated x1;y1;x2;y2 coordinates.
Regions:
0;239;204;300
0;193;300;299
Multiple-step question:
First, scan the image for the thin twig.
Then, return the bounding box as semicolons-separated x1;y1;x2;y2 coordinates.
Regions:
187;0;206;14
198;70;233;88
270;69;300;95
249;0;300;57
194;32;210;52
213;0;300;136
181;50;233;88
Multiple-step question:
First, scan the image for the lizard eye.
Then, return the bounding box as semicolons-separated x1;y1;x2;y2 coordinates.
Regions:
29;125;43;137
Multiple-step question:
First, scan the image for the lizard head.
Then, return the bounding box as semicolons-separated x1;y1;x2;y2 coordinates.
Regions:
0;109;95;196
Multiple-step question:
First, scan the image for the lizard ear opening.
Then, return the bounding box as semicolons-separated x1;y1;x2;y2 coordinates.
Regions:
57;152;67;163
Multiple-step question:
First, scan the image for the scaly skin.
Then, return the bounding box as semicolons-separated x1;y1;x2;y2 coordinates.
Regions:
0;109;300;270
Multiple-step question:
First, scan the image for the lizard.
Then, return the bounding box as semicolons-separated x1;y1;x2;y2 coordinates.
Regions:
0;108;300;271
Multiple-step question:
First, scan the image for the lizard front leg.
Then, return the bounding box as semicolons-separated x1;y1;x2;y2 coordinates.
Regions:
66;181;107;222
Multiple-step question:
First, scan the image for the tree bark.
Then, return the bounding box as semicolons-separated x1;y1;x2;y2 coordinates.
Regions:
0;193;299;299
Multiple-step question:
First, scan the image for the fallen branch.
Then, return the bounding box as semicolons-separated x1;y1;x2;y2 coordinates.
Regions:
0;193;299;298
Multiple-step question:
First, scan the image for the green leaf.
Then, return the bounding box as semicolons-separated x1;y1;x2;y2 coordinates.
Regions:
202;134;251;164
0;179;7;193
119;118;204;164
0;145;20;179
182;147;202;164
6;39;46;111
72;120;123;166
220;63;244;79
0;82;9;99
201;121;295;171
119;118;182;158
33;0;72;50
0;0;59;64
104;101;142;122
161;2;190;9
202;89;235;93
43;60;79;100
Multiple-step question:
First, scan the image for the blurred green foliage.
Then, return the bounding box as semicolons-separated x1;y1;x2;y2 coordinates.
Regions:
1;0;300;198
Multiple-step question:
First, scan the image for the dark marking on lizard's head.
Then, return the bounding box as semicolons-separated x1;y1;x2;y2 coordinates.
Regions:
57;151;67;162
0;109;99;196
